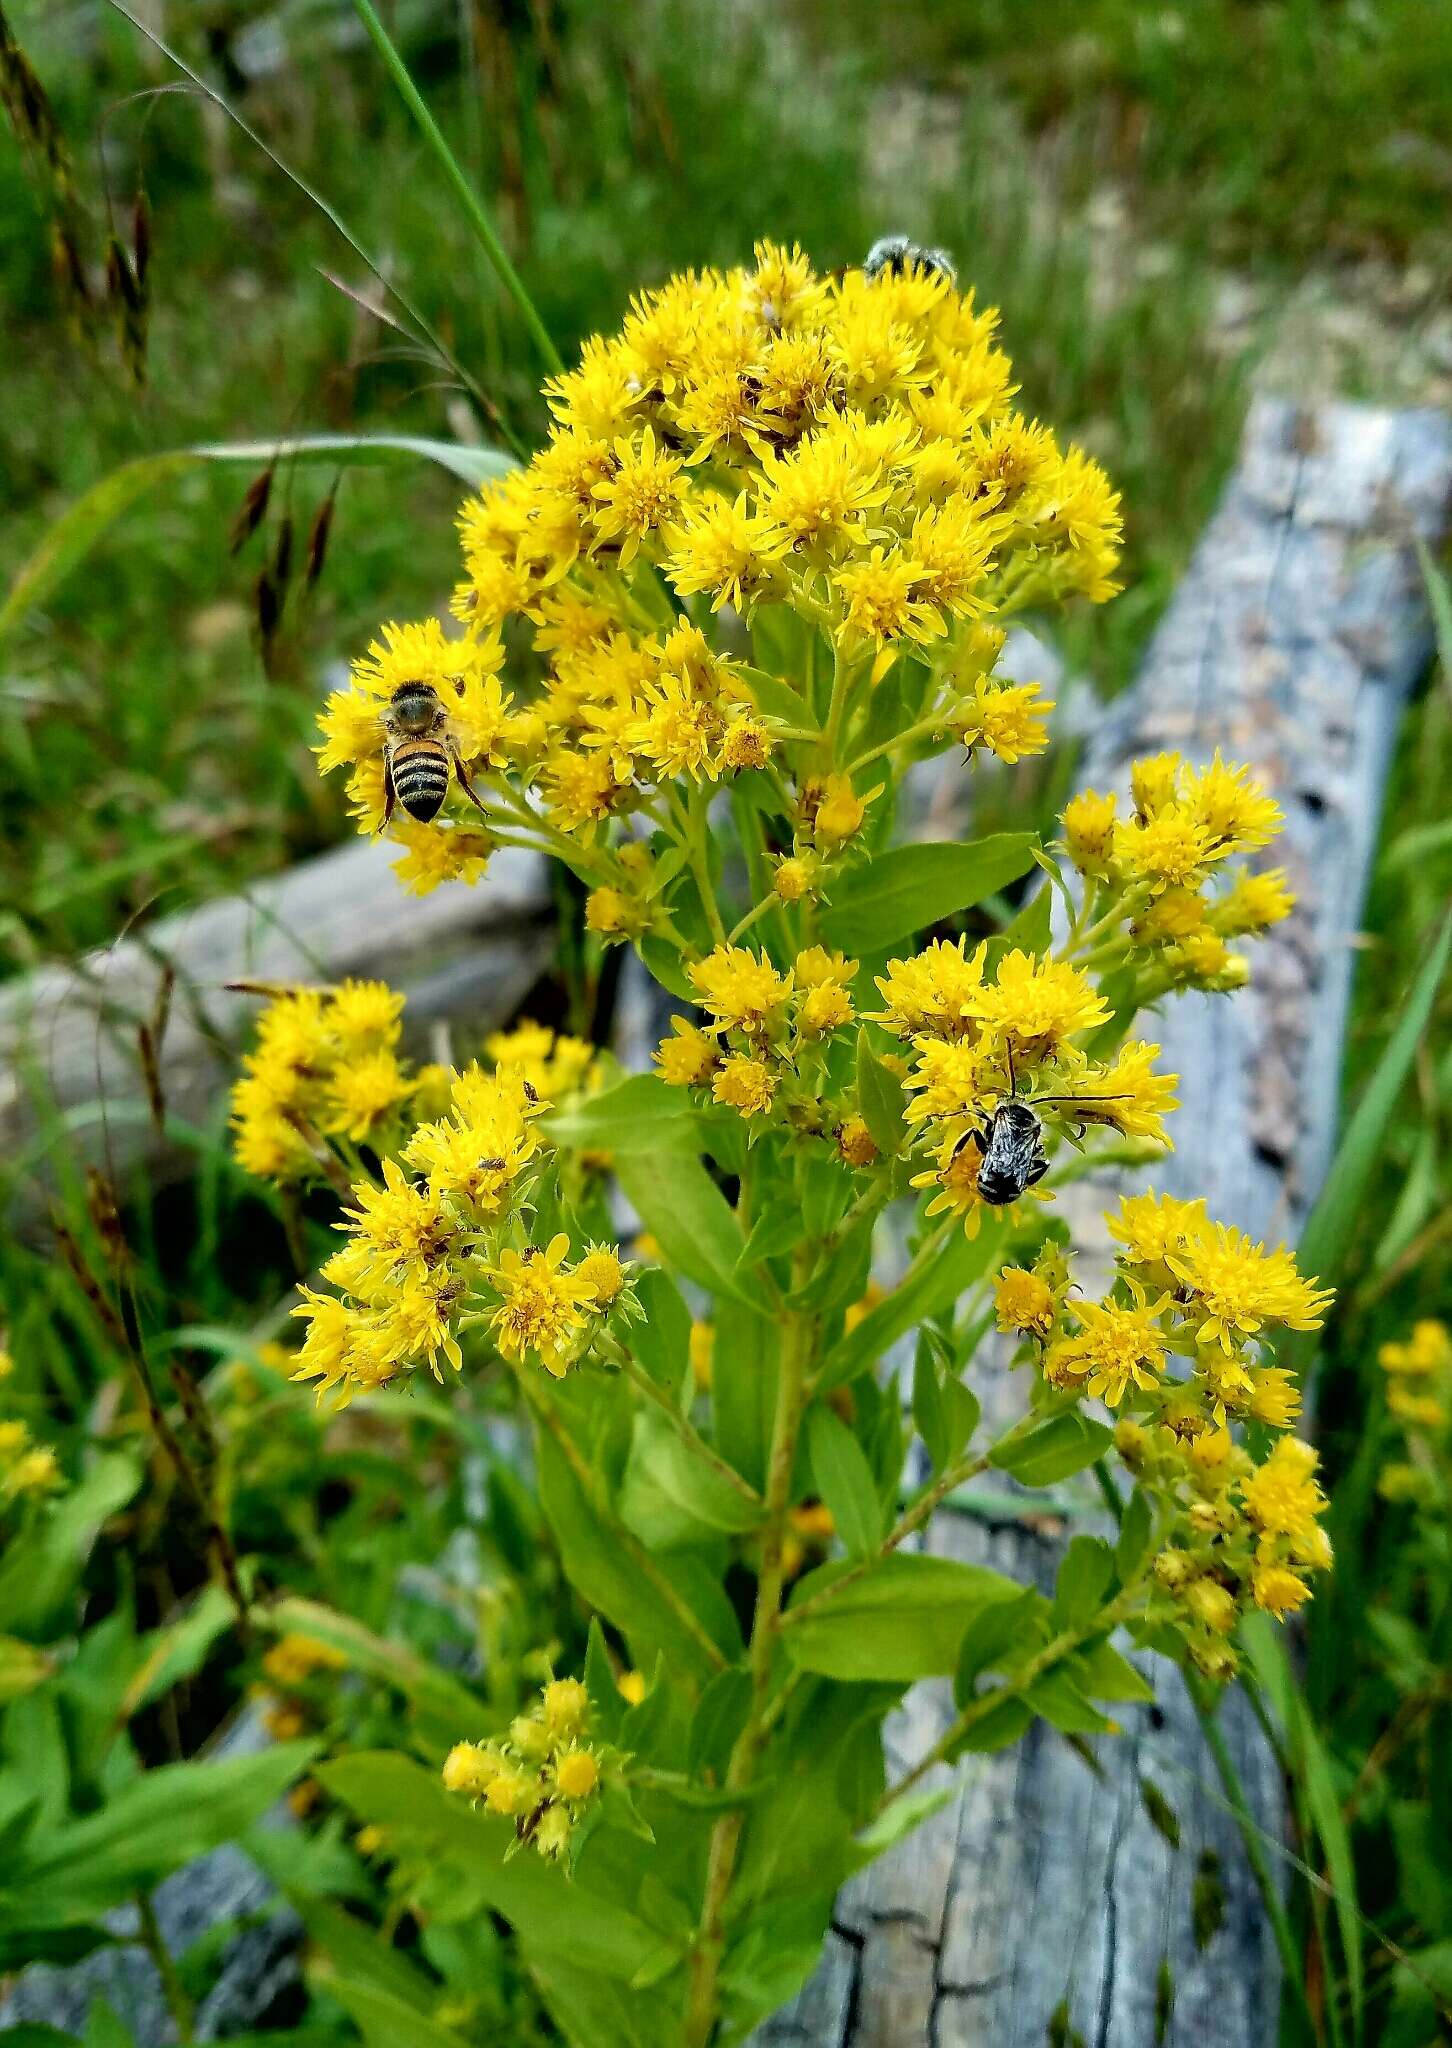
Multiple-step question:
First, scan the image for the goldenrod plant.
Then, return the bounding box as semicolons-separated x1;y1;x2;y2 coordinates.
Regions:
226;243;1334;2044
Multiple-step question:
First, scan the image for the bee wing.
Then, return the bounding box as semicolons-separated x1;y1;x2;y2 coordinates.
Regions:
380;752;397;831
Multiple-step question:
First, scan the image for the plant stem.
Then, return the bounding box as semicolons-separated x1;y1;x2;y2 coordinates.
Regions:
781;1408;1039;1633
680;789;728;948
350;0;563;377
606;1341;762;1508
683;1260;815;2046
875;1583;1142;1817
136;1889;195;2044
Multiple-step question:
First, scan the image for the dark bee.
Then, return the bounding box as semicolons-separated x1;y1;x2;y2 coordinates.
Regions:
380;680;487;828
863;234;958;285
960;1099;1048;1206
958;1083;1135;1204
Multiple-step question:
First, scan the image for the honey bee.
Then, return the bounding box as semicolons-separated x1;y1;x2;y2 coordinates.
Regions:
380;680;487;828
864;234;958;284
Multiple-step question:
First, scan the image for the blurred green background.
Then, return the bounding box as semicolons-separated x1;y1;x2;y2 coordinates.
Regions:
2;2;1450;2041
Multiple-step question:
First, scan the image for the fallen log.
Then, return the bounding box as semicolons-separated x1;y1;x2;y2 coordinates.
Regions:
1;837;551;1220
754;397;1452;2046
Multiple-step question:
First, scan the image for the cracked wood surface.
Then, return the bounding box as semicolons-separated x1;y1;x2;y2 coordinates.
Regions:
753;397;1452;2047
1;837;551;1221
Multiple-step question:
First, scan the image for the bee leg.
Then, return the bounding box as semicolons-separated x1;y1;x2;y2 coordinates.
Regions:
451;748;490;818
1025;1153;1050;1186
380;755;396;831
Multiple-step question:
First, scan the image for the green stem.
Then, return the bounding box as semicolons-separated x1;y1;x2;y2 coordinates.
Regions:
605;1340;762;1508
683;1260;815;2046
680;789;728;948
136;1890;195;2043
876;1582;1145;1817
351;0;563;376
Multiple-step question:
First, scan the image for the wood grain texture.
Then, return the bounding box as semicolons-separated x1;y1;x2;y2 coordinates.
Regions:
1;837;550;1217
754;397;1452;2047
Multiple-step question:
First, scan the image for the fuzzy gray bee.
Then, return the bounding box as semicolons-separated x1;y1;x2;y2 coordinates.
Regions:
380;680;487;828
959;1099;1049;1206
864;234;958;285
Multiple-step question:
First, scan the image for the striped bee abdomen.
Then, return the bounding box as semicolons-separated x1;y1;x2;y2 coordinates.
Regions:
390;738;451;822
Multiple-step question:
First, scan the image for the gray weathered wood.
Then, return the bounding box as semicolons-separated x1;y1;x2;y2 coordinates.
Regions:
755;397;1452;2045
1;838;551;1215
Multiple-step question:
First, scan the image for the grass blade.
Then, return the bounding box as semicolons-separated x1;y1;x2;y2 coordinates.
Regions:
1296;910;1452;1283
1;435;514;642
351;0;563;377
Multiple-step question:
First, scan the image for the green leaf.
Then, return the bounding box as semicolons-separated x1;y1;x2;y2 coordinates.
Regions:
264;1597;482;1755
612;1150;751;1307
83;2006;134;2048
738;664;817;735
320;1977;470;2048
990;1411;1113;1487
0;437;513;645
820;834;1039;952
824;1216;1008;1388
543;1073;698;1156
854;1031;906;1156
784;1553;1021;1681
688;1668;753;1778
1051;1536;1116;1631
953;1587;1046;1706
293;1894;437;2016
1291;1690;1365;2041
0;1637;56;1704
709;1303;778;1493
629;1269;692;1398
1114;1488;1153;1581
583;1619;625;1745
0;1454;141;1638
849;1787;954;1869
2;1742;314;1930
806;1409;883;1560
1073;1639;1155;1705
534;1428;725;1683
1024;1664;1116;1734
911;1333;948;1472
622;1411;762;1541
952;1693;1032;1754
1297;909;1450;1283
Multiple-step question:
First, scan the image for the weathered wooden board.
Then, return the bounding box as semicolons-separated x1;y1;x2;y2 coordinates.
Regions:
1;837;550;1217
754;397;1452;2045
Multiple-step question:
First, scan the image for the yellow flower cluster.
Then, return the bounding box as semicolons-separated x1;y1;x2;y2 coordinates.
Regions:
0;1349;62;1504
230;980;418;1182
288;1037;630;1402
1377;1317;1451;1505
442;1676;609;1866
655;943;860;1128
875;937;1176;1234
1062;751;1292;995
314;243;1120;899
231;987;599;1195
1113;1420;1332;1676
994;1190;1332;1651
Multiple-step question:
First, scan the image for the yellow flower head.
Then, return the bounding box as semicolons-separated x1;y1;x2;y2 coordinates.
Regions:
487;1236;594;1376
1063;1287;1169;1406
973;950;1110;1057
655;1018;719;1088
1165;1223;1332;1353
713;1052;779;1118
689;946;793;1035
1062;789;1119;875
994;1266;1056;1339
